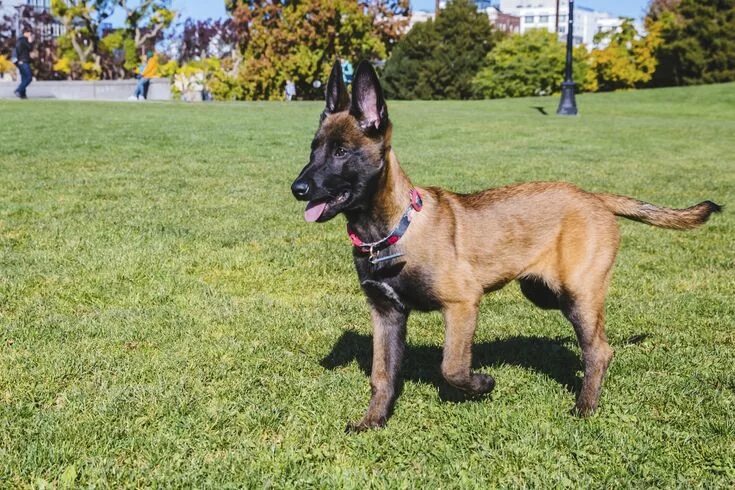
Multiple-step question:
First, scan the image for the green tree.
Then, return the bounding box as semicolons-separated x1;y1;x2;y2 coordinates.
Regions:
647;0;735;86
382;0;498;99
590;19;660;91
472;29;594;99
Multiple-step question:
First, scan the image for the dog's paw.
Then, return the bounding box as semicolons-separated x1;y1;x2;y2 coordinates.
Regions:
472;373;496;395
345;416;386;434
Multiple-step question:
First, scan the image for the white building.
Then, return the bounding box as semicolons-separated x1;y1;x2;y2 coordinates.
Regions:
498;0;625;48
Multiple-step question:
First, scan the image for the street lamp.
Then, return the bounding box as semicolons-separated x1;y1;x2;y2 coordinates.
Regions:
557;0;578;116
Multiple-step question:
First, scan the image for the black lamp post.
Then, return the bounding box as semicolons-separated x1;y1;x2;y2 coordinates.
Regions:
557;0;578;116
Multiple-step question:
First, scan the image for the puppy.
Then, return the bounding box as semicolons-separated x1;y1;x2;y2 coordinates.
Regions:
291;60;721;431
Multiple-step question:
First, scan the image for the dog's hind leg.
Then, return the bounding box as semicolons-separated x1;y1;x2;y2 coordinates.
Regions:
440;301;496;395
347;298;408;432
561;287;614;416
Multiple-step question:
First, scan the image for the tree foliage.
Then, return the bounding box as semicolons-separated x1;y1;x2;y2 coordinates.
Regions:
472;29;594;99
382;0;499;99
226;0;408;100
118;0;175;54
647;0;735;86
51;0;174;79
590;19;660;91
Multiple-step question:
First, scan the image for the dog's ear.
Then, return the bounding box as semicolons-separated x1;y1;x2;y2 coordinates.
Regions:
324;60;349;116
350;60;388;133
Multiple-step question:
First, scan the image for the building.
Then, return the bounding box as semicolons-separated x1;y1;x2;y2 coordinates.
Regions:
497;0;625;48
408;1;621;45
486;6;520;34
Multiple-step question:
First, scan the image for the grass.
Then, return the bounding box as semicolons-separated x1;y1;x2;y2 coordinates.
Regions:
1;83;733;488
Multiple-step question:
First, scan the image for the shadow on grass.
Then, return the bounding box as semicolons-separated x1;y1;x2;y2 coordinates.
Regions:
321;331;582;402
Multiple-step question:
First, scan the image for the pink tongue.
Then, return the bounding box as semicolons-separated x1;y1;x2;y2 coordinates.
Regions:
304;200;327;222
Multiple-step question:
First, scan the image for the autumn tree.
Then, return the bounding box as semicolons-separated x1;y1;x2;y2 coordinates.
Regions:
227;0;407;100
176;18;238;63
590;19;660;91
51;0;117;78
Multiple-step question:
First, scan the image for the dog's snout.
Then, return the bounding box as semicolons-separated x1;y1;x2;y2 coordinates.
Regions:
291;179;310;200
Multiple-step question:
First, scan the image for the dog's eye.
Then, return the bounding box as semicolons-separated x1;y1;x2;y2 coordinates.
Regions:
334;146;348;158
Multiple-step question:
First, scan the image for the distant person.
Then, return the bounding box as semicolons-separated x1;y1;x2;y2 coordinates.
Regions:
129;51;159;101
285;80;296;101
13;28;34;99
341;59;353;85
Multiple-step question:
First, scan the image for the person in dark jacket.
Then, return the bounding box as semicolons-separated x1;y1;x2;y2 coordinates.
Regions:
14;28;34;99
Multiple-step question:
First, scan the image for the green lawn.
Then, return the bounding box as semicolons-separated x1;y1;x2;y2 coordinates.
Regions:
1;84;733;488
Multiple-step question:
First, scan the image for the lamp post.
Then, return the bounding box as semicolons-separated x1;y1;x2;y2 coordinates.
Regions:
556;0;578;116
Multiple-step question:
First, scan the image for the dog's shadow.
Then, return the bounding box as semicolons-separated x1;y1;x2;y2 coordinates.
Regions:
320;331;583;402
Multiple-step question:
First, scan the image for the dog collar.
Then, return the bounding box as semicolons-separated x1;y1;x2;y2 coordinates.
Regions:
347;189;423;264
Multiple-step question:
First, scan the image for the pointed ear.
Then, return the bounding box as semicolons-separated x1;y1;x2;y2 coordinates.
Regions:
324;60;349;115
350;61;388;133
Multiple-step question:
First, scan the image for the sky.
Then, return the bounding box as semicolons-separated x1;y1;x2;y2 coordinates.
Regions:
173;0;650;21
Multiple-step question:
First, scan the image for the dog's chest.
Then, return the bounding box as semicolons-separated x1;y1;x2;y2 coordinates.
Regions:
354;256;440;312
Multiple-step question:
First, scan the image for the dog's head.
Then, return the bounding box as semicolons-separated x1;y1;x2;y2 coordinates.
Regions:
291;60;391;223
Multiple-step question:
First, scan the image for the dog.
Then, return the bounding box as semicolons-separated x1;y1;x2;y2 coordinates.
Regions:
291;60;722;432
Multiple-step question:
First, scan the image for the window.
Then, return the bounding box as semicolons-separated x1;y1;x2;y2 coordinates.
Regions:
525;15;535;23
539;15;549;22
559;26;565;33
559;15;566;22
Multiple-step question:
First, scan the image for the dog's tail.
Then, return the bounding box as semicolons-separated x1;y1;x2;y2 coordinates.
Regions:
595;193;722;230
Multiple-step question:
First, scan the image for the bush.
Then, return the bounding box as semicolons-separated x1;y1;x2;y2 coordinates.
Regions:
0;54;15;76
472;29;595;99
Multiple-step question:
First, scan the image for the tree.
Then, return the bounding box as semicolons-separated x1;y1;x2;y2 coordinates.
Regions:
472;29;594;99
647;0;735;86
117;0;175;55
227;0;406;100
590;18;660;91
382;0;499;99
176;18;238;63
51;0;116;78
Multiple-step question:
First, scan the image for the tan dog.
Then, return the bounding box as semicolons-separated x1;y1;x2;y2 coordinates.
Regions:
291;61;722;431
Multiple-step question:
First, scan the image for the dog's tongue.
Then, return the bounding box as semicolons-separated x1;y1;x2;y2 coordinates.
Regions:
304;200;327;222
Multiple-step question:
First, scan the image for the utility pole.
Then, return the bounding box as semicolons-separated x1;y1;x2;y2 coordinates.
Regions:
556;0;578;116
555;0;560;33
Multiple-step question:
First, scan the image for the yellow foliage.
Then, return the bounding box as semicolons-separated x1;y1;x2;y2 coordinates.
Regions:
53;56;72;75
0;55;15;75
81;61;101;80
591;19;660;91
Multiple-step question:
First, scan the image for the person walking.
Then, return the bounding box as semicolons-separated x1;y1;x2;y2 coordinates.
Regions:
14;28;34;99
285;80;296;101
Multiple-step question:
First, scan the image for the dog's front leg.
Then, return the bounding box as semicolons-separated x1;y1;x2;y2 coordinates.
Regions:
347;300;407;433
441;302;495;395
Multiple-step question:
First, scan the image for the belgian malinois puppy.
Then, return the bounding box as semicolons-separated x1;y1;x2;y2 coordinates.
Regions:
291;60;721;431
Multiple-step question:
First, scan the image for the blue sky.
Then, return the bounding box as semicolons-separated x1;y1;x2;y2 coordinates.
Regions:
173;0;649;21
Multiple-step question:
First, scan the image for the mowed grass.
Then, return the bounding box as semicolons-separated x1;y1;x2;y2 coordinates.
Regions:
0;83;733;488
